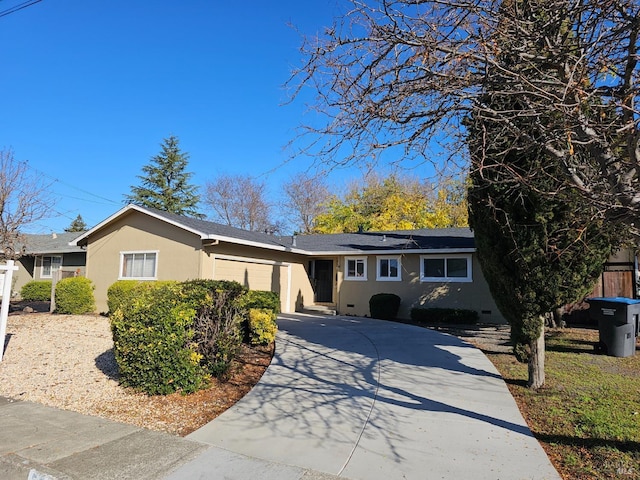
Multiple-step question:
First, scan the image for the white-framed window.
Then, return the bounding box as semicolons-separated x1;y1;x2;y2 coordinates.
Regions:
345;256;367;281
41;255;62;278
377;256;401;281
420;254;472;283
119;251;158;280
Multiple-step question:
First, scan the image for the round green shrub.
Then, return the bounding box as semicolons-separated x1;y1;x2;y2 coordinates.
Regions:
241;290;280;314
247;308;277;345
107;280;143;315
410;307;479;324
369;293;401;320
107;280;176;315
54;277;96;314
20;280;52;301
111;282;210;395
180;279;247;309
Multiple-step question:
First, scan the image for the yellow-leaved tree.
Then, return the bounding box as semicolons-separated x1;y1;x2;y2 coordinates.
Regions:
313;174;467;233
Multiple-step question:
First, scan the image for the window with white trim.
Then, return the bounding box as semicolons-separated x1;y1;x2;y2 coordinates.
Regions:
41;255;62;278
120;251;158;280
420;255;472;282
345;257;367;280
377;256;401;281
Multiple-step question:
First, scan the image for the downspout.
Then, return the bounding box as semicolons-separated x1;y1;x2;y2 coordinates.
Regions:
286;263;292;313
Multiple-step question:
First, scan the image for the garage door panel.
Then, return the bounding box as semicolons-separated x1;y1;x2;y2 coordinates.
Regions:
215;259;277;291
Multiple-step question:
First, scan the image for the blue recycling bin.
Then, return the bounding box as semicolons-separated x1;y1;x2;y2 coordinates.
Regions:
587;297;640;357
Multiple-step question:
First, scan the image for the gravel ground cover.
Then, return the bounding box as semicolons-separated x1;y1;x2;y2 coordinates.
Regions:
0;313;272;436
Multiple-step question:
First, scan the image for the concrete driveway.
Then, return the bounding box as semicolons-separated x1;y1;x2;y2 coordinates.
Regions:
180;314;560;480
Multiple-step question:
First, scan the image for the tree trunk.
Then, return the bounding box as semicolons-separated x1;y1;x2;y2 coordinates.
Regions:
527;315;546;389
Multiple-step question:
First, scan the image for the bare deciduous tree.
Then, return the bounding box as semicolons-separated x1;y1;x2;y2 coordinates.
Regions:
204;175;275;232
0;148;54;259
281;172;330;234
289;0;640;227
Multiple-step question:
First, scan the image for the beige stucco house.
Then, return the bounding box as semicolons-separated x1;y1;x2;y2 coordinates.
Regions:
71;205;505;323
13;232;87;297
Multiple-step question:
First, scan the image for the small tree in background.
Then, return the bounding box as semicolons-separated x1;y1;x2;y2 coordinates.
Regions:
204;174;278;232
64;214;88;232
125;135;202;218
0;148;53;259
281;172;330;234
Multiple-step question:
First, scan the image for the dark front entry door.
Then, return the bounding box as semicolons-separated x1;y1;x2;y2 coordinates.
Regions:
314;260;333;303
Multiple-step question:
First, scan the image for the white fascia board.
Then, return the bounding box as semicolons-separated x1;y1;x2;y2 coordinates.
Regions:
70;205;134;246
202;234;308;254
71;205;209;246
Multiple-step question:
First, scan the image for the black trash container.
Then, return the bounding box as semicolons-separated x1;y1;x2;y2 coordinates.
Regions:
587;297;640;357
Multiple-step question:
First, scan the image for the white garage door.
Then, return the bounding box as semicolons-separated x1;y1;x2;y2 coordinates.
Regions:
213;255;290;312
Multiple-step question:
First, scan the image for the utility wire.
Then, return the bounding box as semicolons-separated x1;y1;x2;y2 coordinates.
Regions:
0;0;43;18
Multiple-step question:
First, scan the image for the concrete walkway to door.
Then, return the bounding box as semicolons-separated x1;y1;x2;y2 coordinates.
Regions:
182;314;560;479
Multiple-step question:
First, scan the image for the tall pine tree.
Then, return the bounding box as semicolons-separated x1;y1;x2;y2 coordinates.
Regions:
466;0;625;388
65;214;88;232
125;136;202;218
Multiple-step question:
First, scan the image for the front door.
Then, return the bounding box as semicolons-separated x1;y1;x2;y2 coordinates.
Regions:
313;260;333;303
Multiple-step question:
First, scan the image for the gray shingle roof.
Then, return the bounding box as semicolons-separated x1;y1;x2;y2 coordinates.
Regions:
144;208;290;249
290;228;475;253
75;206;475;255
146;207;475;254
22;232;86;255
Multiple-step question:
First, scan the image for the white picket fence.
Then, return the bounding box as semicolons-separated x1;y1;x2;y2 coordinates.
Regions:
0;260;19;362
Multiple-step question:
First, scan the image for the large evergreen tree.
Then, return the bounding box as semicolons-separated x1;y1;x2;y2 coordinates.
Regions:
125;136;202;218
467;0;625;388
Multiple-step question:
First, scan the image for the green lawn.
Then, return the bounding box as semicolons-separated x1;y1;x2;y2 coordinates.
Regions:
485;328;640;479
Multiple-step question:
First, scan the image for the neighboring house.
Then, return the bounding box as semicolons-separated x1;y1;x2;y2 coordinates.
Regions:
71;205;505;322
14;232;87;297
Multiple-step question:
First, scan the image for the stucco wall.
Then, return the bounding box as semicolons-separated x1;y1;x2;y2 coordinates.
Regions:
84;212;317;314
202;242;315;314
335;254;505;323
85;211;202;312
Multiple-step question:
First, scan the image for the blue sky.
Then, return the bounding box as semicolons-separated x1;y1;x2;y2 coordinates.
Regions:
1;0;372;233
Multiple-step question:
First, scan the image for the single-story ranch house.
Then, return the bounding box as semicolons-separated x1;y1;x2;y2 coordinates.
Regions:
71;205;505;322
13;232;87;296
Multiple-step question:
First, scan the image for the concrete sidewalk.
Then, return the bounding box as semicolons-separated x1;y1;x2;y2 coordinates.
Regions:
0;397;339;480
0;396;206;480
0;314;561;479
185;314;561;480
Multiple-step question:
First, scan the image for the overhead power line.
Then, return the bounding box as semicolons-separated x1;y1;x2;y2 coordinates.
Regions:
0;0;43;18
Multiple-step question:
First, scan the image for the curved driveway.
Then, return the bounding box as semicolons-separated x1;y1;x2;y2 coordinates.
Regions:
185;314;560;479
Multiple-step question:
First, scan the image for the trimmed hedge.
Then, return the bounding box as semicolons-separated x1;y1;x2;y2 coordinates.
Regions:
108;279;248;394
241;290;280;314
410;307;479;324
110;282;209;395
55;277;95;314
247;308;277;345
107;280;146;315
179;279;247;310
20;280;52;301
369;293;401;320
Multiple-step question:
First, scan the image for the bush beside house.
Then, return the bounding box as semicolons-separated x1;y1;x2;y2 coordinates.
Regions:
110;282;209;395
247;308;277;345
20;281;52;301
410;307;479;324
108;279;278;395
369;293;401;320
55;277;96;314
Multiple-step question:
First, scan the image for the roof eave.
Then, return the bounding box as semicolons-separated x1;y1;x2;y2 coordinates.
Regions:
202;234;308;254
303;248;476;256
